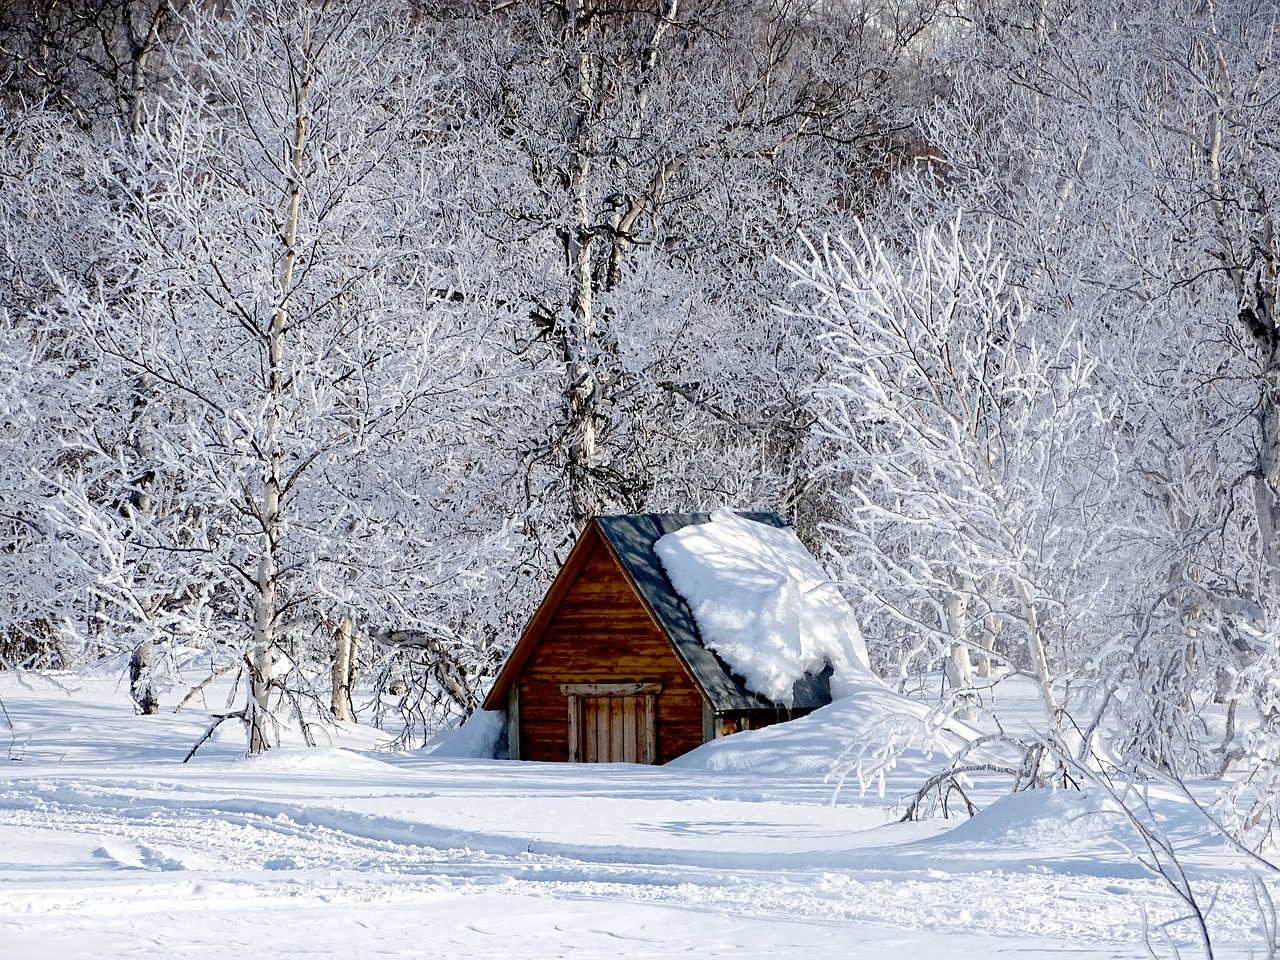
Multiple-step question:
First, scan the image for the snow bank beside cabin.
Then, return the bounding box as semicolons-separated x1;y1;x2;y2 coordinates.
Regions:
426;709;508;759
654;509;871;706
670;685;995;799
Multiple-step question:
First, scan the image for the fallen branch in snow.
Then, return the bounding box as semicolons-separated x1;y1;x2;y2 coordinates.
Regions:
897;735;1077;821
183;707;248;763
898;762;1022;821
1249;875;1280;960
369;627;479;714
1;692;21;762
280;684;319;748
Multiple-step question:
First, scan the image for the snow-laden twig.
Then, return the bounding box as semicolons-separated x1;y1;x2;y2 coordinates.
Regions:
174;661;241;714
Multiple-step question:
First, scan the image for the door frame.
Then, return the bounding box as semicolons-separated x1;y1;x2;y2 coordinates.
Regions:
561;682;662;763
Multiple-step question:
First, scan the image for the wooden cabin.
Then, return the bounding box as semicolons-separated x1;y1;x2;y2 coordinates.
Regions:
482;513;832;764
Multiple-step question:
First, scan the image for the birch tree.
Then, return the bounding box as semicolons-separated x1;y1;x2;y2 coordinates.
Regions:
53;0;512;751
0;0;197;711
852;0;1280;772
448;0;931;538
787;219;1140;741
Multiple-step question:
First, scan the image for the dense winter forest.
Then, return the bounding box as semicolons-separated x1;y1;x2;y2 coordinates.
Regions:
2;0;1278;830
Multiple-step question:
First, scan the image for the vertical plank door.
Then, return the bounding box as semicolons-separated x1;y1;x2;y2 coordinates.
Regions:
562;683;661;764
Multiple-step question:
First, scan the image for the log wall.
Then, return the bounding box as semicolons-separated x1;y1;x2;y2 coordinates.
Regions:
516;537;707;763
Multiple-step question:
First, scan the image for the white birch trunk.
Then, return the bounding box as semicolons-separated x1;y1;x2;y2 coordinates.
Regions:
249;14;313;754
1198;19;1280;604
129;638;159;715
562;0;601;524
127;375;161;715
976;613;1000;680
1257;378;1280;600
944;588;977;722
1016;578;1061;737
330;616;356;723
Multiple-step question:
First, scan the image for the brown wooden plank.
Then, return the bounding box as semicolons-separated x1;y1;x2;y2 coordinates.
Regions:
561;682;662;696
596;698;610;762
541;624;662;639
547;609;659;622
591;697;603;763
530;655;671;671
527;660;666;673
643;694;657;764
623;696;638;763
530;638;672;651
521;688;701;712
549;602;657;616
518;720;570;762
609;698;624;761
565;693;579;762
527;662;691;680
535;654;672;669
583;697;597;762
593;698;607;763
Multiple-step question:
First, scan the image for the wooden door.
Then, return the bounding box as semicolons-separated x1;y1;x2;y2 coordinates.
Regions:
561;682;661;764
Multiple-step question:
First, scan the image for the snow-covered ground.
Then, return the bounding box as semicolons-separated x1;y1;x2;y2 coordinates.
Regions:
0;667;1272;958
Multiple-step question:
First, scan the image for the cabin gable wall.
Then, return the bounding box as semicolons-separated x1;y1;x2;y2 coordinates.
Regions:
515;538;707;764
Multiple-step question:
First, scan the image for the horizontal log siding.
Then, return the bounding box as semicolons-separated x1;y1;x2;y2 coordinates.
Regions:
517;538;707;763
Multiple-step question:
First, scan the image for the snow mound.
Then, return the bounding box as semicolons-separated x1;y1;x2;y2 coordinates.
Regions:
427;709;508;759
655;509;871;706
670;682;980;795
936;788;1114;849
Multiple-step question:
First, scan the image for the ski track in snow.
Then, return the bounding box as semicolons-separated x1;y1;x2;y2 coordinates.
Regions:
0;773;1262;948
2;674;1274;957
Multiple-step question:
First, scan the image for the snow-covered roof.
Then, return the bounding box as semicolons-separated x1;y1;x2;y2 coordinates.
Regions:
653;509;871;708
593;512;834;713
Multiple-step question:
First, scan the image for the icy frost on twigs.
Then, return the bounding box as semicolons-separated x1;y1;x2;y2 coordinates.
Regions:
655;509;871;706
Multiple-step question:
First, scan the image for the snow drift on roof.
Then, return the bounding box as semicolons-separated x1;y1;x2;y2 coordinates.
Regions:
654;509;872;706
